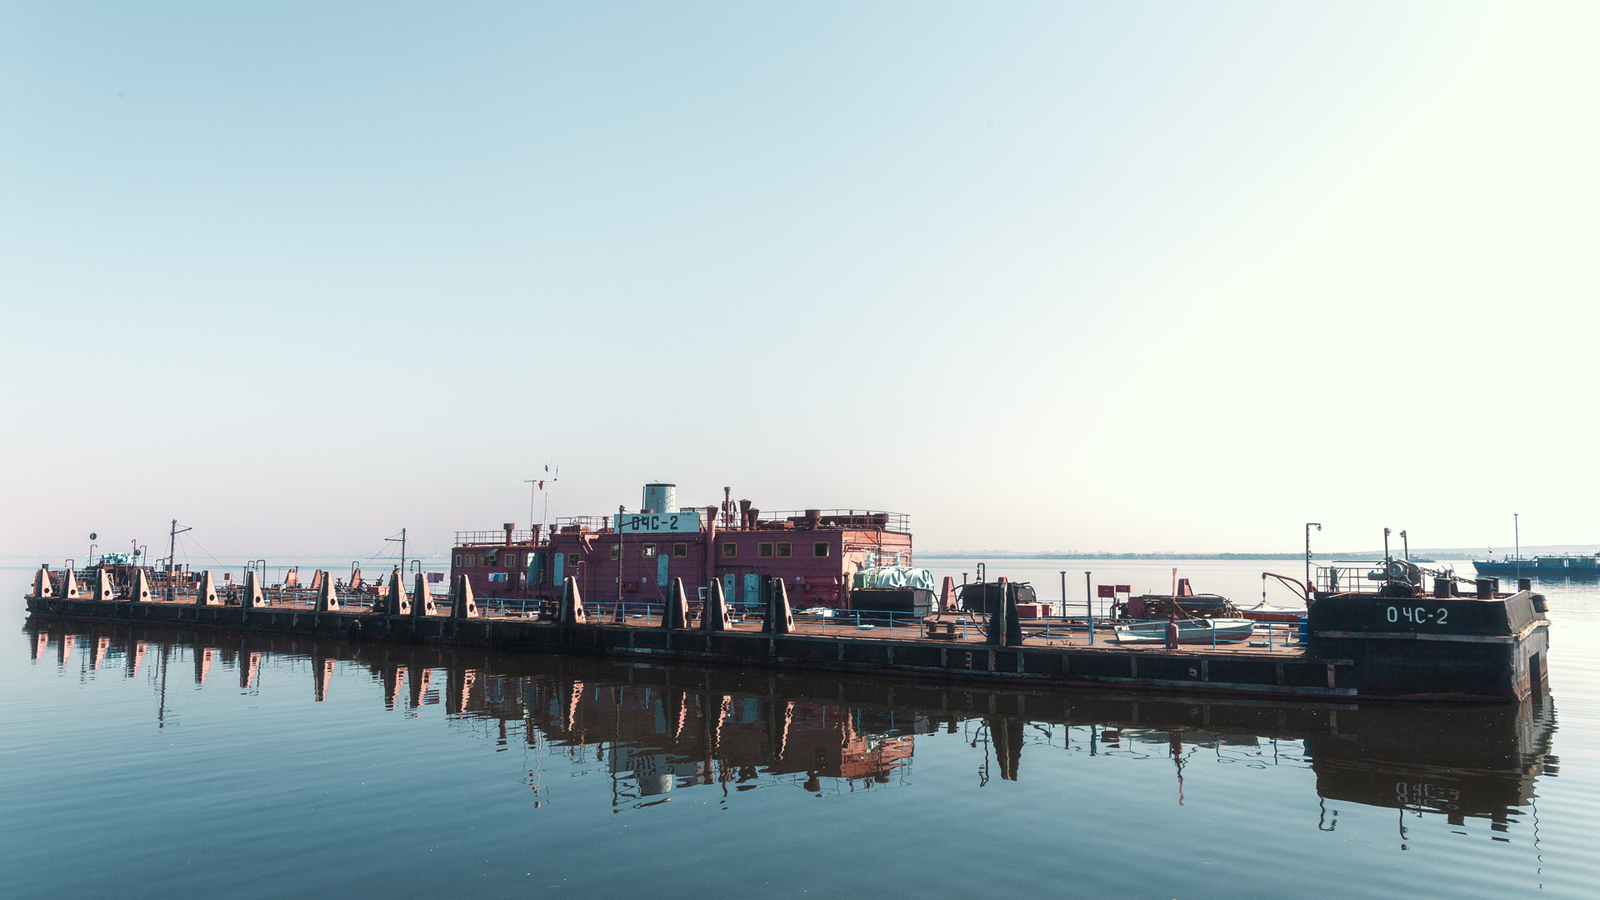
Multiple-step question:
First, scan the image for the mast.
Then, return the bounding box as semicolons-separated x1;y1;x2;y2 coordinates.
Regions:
384;528;408;577
167;519;191;600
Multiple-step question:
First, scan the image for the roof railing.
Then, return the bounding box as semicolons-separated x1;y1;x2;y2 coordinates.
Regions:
454;530;538;546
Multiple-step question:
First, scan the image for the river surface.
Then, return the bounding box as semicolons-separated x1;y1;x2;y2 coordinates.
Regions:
4;558;1598;899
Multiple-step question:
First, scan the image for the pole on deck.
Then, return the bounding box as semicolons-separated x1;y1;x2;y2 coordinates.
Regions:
1084;571;1093;644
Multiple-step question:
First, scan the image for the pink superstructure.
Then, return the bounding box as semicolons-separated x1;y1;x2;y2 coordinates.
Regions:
449;484;911;610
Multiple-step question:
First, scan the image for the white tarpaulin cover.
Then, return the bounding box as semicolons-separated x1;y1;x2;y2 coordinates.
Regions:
853;566;936;592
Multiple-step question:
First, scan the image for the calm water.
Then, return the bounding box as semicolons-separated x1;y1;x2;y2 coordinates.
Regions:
5;558;1600;899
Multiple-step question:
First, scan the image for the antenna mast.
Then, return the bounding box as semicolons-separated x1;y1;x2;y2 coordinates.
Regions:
525;463;559;535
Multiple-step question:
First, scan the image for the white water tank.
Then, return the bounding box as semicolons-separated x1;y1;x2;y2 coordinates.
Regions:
643;483;677;514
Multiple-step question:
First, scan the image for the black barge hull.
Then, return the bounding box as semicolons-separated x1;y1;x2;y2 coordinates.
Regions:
24;592;1550;703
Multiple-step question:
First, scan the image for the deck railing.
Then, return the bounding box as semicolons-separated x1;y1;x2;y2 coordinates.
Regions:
50;568;1305;651
454;530;538;546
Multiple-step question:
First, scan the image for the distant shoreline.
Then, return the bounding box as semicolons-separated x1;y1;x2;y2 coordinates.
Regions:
920;552;1480;561
922;552;1337;561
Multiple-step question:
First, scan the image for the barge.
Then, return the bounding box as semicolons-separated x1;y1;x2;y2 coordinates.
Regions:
1474;553;1600;579
23;563;1550;703
20;492;1552;703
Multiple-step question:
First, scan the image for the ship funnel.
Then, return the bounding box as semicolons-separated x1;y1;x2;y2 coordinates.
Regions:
643;483;677;514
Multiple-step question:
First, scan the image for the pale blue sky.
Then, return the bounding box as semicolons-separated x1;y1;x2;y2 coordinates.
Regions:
3;2;1595;558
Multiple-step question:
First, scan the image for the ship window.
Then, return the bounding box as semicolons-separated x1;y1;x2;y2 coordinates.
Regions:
813;542;830;558
454;554;463;567
673;543;688;558
610;543;621;559
505;553;517;567
758;543;773;558
467;555;478;567
722;543;737;558
642;544;657;558
777;543;791;557
567;553;580;568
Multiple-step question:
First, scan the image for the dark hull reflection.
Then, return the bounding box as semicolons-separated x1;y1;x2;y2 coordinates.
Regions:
25;618;1557;824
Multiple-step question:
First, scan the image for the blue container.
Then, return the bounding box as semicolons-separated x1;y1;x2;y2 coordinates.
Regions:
1296;616;1309;642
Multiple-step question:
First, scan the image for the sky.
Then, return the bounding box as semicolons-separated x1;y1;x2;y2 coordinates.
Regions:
2;2;1596;561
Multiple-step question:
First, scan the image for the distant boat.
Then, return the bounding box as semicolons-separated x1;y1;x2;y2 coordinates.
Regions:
1473;554;1600;578
1112;618;1256;644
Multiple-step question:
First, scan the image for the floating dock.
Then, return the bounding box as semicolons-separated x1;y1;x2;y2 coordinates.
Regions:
23;565;1550;703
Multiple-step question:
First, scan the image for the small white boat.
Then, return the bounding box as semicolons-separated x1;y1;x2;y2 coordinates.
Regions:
1112;618;1256;644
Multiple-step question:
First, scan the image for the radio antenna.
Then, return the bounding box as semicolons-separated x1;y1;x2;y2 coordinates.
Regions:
524;462;559;535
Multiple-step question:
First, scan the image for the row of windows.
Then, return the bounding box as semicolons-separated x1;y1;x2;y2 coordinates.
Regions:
610;543;692;559
603;542;830;559
730;542;829;558
457;541;834;569
455;553;519;568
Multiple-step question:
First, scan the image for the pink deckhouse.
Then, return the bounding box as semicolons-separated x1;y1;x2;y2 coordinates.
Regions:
450;483;912;610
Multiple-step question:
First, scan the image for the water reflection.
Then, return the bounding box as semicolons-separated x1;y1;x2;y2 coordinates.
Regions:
24;620;1557;830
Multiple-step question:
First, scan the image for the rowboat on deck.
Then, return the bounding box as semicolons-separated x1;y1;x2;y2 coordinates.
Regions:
1112;618;1256;644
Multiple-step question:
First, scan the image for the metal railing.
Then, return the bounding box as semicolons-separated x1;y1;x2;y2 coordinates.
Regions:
57;568;1309;652
553;517;613;533
454;530;538;546
750;510;910;532
534;510;912;535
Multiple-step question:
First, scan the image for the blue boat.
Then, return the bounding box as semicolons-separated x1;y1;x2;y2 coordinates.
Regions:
1473;553;1600;578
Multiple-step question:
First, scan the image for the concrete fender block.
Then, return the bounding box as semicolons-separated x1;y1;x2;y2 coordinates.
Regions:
197;571;221;606
386;568;411;617
663;577;689;630
32;566;53;599
127;569;152;601
244;571;267;609
560;576;586;625
94;569;117;601
765;578;794;635
703;578;731;633
316;575;342;612
411;573;437;617
451;575;479;619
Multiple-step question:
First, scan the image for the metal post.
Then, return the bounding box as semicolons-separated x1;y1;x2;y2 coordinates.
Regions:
167;519;191;601
1084;571;1093;644
1305;523;1321;594
1060;571;1066;621
384;529;408;580
1515;513;1521;583
1383;528;1392;588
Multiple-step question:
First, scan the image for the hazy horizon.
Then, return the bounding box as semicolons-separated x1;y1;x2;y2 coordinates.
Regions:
5;3;1595;561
